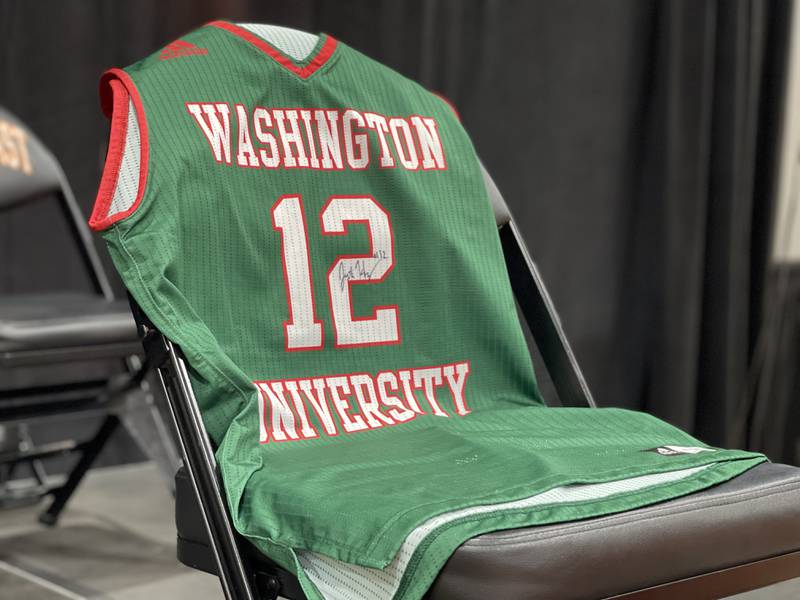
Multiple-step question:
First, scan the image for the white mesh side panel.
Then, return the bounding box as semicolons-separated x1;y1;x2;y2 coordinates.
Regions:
108;98;141;218
238;23;319;61
298;465;710;600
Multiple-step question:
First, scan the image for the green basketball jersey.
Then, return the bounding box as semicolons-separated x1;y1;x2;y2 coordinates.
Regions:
90;22;765;600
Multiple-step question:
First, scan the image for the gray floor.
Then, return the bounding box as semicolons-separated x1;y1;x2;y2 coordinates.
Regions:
0;462;797;599
0;462;222;600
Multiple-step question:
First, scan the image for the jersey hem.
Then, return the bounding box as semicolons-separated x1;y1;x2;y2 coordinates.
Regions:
279;456;763;600
362;447;763;565
234;445;764;569
392;456;765;600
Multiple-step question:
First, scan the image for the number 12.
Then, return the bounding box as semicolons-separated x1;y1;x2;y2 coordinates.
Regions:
271;194;400;351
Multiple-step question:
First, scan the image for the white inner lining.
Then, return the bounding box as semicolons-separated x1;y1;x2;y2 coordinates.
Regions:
298;464;710;600
108;98;140;218
238;23;319;62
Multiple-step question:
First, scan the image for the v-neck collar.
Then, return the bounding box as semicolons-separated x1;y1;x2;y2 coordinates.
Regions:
209;21;337;80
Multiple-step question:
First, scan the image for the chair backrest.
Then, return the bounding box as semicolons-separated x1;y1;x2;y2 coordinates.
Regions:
481;161;511;227
479;161;595;408
0;106;114;299
0;106;66;208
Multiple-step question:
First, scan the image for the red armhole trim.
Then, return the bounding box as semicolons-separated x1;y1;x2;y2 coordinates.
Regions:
88;68;149;231
208;21;337;80
433;92;461;122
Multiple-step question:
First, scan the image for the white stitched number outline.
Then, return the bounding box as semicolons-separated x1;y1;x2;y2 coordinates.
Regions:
271;195;400;350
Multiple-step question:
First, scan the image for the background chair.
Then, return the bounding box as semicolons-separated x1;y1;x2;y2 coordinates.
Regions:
132;164;800;600
0;106;179;523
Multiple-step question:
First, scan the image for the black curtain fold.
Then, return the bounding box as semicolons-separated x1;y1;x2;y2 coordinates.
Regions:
615;0;790;449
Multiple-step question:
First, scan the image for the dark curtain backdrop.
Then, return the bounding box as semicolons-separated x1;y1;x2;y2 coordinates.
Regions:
0;1;793;460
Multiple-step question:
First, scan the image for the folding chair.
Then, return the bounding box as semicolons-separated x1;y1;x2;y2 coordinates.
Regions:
131;161;800;599
0;106;177;523
83;20;798;599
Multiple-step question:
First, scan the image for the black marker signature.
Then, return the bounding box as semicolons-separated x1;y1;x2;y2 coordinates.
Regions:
337;251;388;291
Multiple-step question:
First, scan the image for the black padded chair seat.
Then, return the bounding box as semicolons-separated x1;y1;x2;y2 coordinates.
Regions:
426;462;800;599
0;293;138;361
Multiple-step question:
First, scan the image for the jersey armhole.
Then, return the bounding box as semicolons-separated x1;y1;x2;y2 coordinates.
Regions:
432;92;461;122
88;68;149;231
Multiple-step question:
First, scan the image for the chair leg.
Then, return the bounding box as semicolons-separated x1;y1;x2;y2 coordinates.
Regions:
38;415;120;526
17;423;50;488
0;424;47;509
118;383;181;495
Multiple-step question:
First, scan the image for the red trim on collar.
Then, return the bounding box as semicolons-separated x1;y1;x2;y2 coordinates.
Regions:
209;21;337;80
89;68;149;231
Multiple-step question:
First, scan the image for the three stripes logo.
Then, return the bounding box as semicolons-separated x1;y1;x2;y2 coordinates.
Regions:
159;40;208;61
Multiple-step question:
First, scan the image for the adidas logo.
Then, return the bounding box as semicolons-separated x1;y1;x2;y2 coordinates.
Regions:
646;445;716;456
160;40;208;60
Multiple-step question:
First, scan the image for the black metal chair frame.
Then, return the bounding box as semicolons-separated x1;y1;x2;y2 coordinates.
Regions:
132;179;800;599
0;107;144;524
